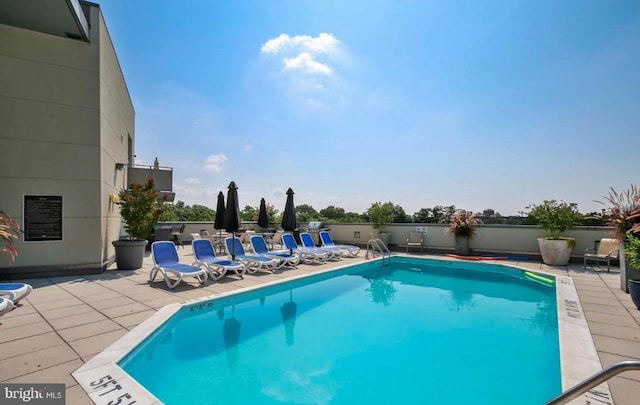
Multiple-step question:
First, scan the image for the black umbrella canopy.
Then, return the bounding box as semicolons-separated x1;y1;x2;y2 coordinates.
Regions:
281;188;297;231
281;188;297;254
223;181;241;259
257;198;269;229
214;191;226;230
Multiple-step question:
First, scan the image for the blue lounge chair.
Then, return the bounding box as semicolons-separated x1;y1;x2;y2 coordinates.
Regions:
150;241;208;289
0;297;14;317
192;239;246;280
0;282;33;304
319;230;361;257
249;235;300;269
225;237;278;274
281;233;328;264
300;232;341;260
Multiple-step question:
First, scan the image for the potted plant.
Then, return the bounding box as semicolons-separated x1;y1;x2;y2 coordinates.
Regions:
367;202;394;245
443;210;479;255
525;200;583;265
597;185;640;291
112;178;164;270
625;232;640;309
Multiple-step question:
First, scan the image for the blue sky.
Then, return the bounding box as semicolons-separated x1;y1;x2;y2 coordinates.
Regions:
98;0;639;216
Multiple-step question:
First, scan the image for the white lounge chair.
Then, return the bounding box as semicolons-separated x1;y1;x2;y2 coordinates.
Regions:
0;282;33;304
250;235;300;269
150;241;208;289
319;231;361;257
282;233;328;264
300;232;341;260
584;238;620;272
192;238;246;280
0;297;14;317
225;237;278;274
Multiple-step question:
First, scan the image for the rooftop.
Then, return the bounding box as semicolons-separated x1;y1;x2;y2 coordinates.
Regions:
1;248;639;404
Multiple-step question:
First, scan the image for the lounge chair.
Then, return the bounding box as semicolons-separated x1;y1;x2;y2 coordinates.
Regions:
300;232;341;260
0;282;33;304
250;235;300;269
225;237;278;274
0;297;14;317
150;241;208;289
271;230;285;250
406;231;425;254
584;238;620;272
192;239;246;280
319;231;361;257
282;233;329;264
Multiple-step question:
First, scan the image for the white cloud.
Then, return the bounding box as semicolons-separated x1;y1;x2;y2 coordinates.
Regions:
203;154;228;172
259;32;356;112
261;33;338;55
261;33;339;76
184;177;200;184
284;52;332;75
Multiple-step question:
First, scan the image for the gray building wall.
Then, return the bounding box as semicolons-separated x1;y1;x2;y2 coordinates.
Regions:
0;3;134;278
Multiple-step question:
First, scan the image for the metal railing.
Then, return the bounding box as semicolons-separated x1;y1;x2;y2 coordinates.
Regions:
546;360;640;404
365;238;391;264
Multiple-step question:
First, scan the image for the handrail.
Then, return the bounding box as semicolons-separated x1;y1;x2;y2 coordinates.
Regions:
365;238;391;264
546;360;640;404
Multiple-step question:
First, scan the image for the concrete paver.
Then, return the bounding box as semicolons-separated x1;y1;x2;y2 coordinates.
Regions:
1;249;639;404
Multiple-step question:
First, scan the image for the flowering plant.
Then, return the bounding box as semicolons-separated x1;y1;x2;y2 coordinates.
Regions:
117;178;165;241
443;210;479;238
597;184;640;242
1;211;20;263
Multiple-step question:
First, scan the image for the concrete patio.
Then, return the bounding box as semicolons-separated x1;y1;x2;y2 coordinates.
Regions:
1;248;639;404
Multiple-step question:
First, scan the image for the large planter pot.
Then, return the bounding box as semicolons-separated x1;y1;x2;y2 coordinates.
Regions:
112;239;148;270
370;233;389;246
454;236;470;256
628;279;640;310
537;238;573;266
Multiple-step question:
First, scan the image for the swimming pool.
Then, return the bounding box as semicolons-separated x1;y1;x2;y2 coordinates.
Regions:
113;257;560;404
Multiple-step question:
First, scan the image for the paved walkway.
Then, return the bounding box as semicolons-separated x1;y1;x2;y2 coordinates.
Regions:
1;249;639;404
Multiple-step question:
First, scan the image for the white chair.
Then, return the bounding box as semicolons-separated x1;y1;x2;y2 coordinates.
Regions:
584;238;620;272
406;231;425;254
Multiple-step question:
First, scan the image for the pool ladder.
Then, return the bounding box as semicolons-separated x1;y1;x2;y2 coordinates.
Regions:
365;238;391;265
546;360;640;404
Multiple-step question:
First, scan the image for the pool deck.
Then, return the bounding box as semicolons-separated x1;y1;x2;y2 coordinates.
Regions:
1;248;639;404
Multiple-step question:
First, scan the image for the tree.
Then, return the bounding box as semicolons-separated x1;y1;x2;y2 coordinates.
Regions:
392;204;412;223
296;204;319;222
367;202;395;233
241;205;257;221
319;205;345;221
159;201;216;222
413;205;455;223
188;204;215;221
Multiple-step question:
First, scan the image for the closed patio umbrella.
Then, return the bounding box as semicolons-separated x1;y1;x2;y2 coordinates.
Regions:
214;191;226;253
281;188;297;254
223;181;241;260
257;198;269;229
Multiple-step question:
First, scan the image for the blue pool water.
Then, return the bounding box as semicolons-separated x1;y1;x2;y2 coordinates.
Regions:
120;258;560;404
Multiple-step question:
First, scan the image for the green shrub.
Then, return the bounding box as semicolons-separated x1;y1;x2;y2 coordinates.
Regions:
525;200;583;239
